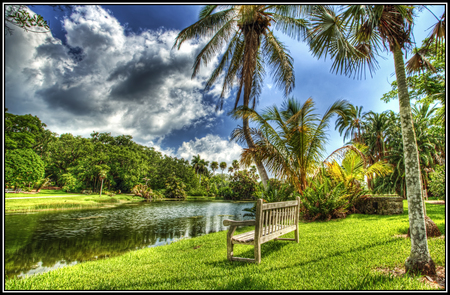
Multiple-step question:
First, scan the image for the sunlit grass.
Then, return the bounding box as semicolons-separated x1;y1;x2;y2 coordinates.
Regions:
5;201;445;290
5;194;144;213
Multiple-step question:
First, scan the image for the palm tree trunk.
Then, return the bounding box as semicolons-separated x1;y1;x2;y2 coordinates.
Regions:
392;45;435;275
100;179;104;197
242;28;270;189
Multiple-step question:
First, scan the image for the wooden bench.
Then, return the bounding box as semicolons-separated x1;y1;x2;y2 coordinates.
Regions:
223;197;300;264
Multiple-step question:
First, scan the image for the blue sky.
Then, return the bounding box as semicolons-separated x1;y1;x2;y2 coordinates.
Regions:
4;4;446;175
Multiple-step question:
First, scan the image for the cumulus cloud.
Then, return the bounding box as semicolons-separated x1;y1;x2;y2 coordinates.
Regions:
177;134;243;169
5;5;221;143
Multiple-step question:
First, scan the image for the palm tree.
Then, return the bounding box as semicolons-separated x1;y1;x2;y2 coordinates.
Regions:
210;161;219;174
231;159;240;172
335;104;366;144
174;5;311;188
307;4;439;275
191;154;209;185
362;111;389;164
228;166;234;174
98;170;107;197
232;96;350;194
219;161;227;175
323;143;392;190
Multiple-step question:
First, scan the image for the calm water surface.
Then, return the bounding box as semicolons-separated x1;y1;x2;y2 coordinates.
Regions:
4;200;253;279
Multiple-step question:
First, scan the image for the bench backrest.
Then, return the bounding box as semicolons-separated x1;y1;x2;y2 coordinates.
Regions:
254;197;300;243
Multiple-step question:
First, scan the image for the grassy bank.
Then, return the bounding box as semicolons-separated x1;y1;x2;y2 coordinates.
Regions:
5;201;445;290
4;191;145;213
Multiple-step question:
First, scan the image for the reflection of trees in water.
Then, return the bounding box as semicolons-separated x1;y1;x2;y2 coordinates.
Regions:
5;202;253;278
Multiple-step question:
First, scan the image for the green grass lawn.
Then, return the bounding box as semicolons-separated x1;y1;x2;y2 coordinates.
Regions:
5;201;445;290
5;190;144;213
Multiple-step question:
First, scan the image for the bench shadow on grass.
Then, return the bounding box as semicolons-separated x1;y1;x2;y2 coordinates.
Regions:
202;238;401;290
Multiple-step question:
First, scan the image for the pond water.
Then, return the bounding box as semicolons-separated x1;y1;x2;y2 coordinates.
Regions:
4;200;254;279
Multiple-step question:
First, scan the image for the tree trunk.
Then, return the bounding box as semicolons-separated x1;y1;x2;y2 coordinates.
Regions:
99;178;104;197
242;28;269;188
392;45;435;275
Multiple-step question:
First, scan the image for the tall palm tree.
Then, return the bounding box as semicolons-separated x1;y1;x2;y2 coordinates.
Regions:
191;154;209;185
174;5;311;188
231;159;240;171
307;4;439;275
210;161;219;174
335;104;366;144
98;170;107;197
362;111;389;164
228;166;234;174
219;161;227;175
232;96;350;194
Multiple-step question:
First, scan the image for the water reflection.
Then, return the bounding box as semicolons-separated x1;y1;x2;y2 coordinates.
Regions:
4;200;253;279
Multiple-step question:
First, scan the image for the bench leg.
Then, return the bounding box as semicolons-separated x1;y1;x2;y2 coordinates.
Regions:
254;242;261;264
227;226;237;261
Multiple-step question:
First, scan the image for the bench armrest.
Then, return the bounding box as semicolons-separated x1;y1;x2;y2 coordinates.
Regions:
223;219;255;227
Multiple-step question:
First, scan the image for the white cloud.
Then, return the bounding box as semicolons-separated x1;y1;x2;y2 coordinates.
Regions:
5;5;222;145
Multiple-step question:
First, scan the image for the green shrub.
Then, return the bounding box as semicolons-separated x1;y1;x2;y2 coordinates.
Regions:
188;187;208;196
61;173;82;193
218;186;234;199
209;183;218;196
165;173;187;199
428;164;445;199
228;170;259;200
257;181;297;203
131;184;162;201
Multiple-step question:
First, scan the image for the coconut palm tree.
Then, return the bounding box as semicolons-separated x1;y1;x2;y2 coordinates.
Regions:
306;4;440;275
173;5;312;188
191;154;209;185
232;96;350;194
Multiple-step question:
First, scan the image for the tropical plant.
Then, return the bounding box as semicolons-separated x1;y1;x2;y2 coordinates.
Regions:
232;96;350;194
335;105;366;144
219;162;227;175
228;169;260;200
210;161;219;174
164;173;187;199
228;167;234;174
231;159;240;172
428;165;445;200
98;169;108;197
131;184;162;201
174;5;314;188
323;144;393;191
191;154;210;185
307;4;443;274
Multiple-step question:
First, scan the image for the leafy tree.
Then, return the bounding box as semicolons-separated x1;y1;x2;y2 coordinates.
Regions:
228;167;234;174
60;173;82;193
5;149;45;189
307;4;442;275
174;5;313;188
232;96;349;194
228;169;260;200
164;173;187;199
428;165;445;200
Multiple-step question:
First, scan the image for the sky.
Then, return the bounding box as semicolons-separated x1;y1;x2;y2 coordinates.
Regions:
3;4;446;176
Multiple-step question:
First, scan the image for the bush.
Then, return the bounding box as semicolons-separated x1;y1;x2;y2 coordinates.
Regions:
188;187;208;196
228;170;259;200
61;173;82;193
209;183;218;196
428;165;445;199
165;173;187;199
218;186;234;199
257;181;297;203
131;184;162;201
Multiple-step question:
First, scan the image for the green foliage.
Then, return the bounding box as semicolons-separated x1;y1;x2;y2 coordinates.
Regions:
301;177;350;221
164;173;187;199
131;184;162;201
5;149;45;188
218;186;234;199
428;165;445;200
209;182;219;196
61;173;82;193
188;187;208;197
257;181;297;203
228;169;259;200
5;5;50;35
